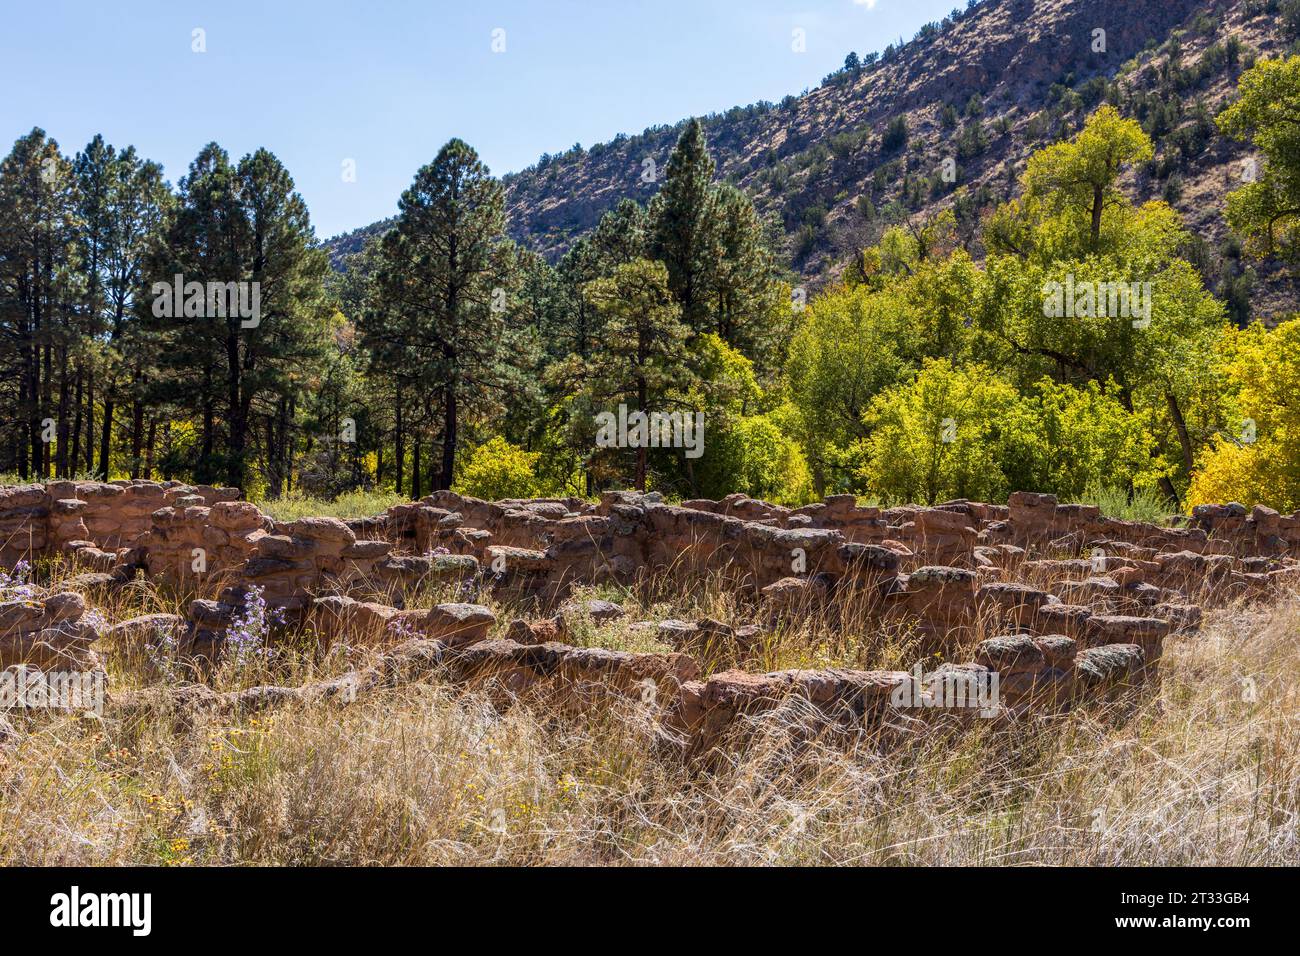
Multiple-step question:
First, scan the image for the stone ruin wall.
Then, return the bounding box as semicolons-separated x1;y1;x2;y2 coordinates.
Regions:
3;479;1299;752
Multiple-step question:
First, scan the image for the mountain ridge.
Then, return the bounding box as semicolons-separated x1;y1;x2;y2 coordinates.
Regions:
326;0;1297;319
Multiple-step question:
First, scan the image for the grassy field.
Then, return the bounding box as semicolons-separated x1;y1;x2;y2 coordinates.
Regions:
1;555;1295;866
252;488;408;522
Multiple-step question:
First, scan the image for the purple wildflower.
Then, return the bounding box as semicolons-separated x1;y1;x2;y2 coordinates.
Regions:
0;559;36;600
384;616;422;641
226;585;273;667
147;622;182;682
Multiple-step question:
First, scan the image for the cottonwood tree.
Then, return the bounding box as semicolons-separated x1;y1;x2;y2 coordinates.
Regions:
986;105;1152;260
979;107;1224;502
1218;56;1300;271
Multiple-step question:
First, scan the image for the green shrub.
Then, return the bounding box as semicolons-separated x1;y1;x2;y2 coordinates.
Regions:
696;410;814;505
257;487;407;521
857;360;1040;504
1079;483;1176;524
455;437;542;501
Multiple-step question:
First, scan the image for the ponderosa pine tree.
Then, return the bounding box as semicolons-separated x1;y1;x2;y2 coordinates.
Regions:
646;120;784;370
145;144;239;484
146;144;330;490
0;129;81;479
555;197;648;362
583;259;695;490
706;183;787;367
374;138;510;491
589;197;648;269
648;119;717;333
236;148;333;493
349;235;418;496
75;136;170;479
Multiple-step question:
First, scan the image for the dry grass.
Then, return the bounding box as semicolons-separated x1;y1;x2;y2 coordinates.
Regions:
1;557;1297;866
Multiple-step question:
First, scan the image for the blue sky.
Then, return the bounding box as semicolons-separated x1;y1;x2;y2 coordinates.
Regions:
2;0;961;238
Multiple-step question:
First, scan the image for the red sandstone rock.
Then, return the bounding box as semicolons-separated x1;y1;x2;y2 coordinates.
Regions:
4;480;1300;734
0;591;98;669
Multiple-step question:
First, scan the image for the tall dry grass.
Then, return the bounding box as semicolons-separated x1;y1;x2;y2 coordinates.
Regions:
1;556;1297;866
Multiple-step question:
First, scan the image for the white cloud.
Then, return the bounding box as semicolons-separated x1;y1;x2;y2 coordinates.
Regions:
854;0;880;9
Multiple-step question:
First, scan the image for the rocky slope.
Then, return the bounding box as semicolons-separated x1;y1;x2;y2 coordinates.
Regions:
327;0;1298;320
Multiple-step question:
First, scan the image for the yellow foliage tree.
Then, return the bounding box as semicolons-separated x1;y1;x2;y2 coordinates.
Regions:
1187;318;1300;512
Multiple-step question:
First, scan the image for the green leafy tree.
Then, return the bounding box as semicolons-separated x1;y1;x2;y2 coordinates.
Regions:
1188;317;1300;512
786;246;978;493
978;107;1226;502
1030;377;1159;499
987;104;1152;259
1217;56;1300;270
857;359;1041;505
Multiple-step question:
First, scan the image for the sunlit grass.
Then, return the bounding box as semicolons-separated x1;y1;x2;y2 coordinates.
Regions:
254;487;407;522
2;554;1297;865
1080;483;1179;524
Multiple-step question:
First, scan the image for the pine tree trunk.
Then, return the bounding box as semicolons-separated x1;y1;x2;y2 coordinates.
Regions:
635;378;648;491
162;422;173;481
439;383;457;492
144;417;157;480
84;369;95;474
71;368;83;476
42;340;54;478
200;388;215;485
98;396;114;480
412;434;422;499
226;327;245;490
394;389;404;497
130;399;145;479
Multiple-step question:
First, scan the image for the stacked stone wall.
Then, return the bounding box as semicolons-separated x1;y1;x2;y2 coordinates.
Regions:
4;481;1300;753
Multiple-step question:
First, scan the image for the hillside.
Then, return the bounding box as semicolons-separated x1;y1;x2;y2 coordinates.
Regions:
327;0;1298;320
